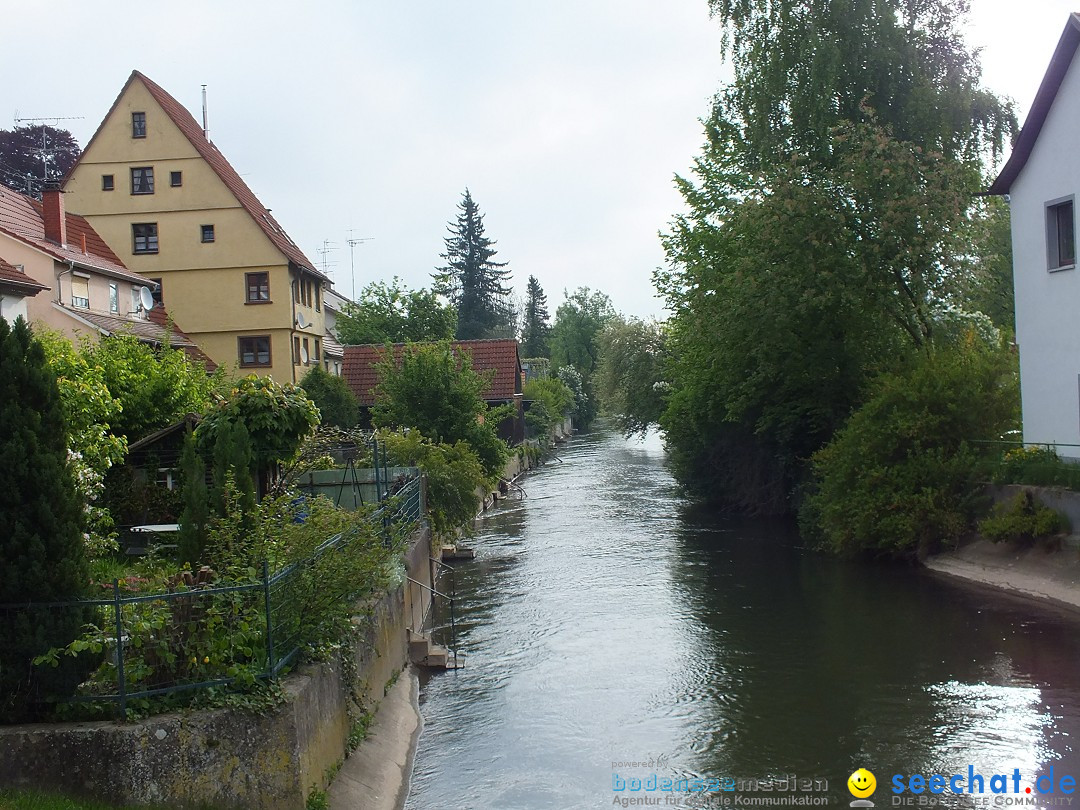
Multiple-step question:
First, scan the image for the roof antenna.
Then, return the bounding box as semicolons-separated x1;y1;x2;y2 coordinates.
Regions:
201;84;209;141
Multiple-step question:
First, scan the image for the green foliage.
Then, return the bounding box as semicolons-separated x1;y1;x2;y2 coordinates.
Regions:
596;317;666;436
178;433;211;567
379;428;488;537
81;332;219;443
555;366;588;422
306;789;330;810
0;318;91;721
993;446;1080;490
299;366;360;428
335;277;456;345
0;788;154;810
433;188;514;340
196;375;319;474
372;341;509;479
549;287;614;429
806;336;1020;556
978;492;1067;544
523;378;575;442
347;710;375;751
705;0;1015;169
956;197;1016;334
520;275;551;358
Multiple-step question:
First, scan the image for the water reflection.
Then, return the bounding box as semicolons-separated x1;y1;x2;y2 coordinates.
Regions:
406;428;1080;810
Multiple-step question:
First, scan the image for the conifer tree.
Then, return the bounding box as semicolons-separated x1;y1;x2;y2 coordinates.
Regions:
178;432;210;567
0;317;89;719
520;275;551;358
433;189;513;340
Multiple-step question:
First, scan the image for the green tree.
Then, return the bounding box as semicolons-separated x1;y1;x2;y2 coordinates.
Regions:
549;287;615;376
177;432;210;567
0;318;90;720
433;189;514;340
519;275;551;358
335;277;456;345
956;196;1015;333
596;316;667;437
371;341;509;479
705;0;1015;170
83;332;219;442
299;366;359;428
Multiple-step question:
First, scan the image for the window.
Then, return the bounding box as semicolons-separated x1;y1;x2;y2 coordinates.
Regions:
156;468;178;490
102;174;114;191
131;167;154;194
201;224;215;243
246;271;270;303
133;223;159;254
238;336;272;367
314;338;321;363
132;112;147;138
1048;198;1076;271
170;171;182;187
293;336;301;365
315;283;321;312
71;275;89;309
109;283;119;313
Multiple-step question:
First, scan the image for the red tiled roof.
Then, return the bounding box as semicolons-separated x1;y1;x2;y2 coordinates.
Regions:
65;71;323;280
0;256;47;293
342;339;522;406
0;186;146;283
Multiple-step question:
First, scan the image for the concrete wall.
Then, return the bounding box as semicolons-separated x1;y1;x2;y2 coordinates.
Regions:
0;526;429;809
1010;48;1080;457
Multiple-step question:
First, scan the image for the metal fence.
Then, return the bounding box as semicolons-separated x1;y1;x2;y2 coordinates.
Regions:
1;475;424;719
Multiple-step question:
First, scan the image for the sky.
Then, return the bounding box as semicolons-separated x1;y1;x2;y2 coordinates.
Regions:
1;1;1076;319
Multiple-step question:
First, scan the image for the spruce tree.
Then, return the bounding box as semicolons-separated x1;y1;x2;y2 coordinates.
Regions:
0;317;90;720
433;188;513;340
520;275;551;358
178;431;210;568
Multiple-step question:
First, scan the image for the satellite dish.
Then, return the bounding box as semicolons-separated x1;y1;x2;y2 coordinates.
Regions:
295;311;309;329
139;286;155;311
300;344;309;364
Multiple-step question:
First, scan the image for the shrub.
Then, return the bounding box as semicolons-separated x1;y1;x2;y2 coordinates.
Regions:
806;335;1019;557
978;491;1068;544
0;318;92;720
993;446;1080;490
378;428;487;537
300;366;360;428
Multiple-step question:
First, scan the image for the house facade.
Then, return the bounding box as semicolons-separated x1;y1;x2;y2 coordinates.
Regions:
990;13;1080;457
63;71;328;383
0;256;47;322
0;185;209;363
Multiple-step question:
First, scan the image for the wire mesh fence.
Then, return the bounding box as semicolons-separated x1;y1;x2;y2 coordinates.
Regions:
3;475;424;719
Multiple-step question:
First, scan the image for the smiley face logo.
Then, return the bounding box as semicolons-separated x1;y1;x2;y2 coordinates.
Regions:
848;769;876;798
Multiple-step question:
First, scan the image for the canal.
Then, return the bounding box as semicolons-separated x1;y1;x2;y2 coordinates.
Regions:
405;427;1080;809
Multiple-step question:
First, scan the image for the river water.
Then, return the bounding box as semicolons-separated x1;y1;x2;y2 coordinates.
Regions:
405;428;1080;810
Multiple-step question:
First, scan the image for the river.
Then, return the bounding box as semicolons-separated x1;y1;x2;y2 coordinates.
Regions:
405;427;1080;809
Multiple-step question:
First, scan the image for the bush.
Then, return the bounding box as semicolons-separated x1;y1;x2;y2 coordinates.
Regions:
300;366;360;428
806;335;1019;557
378;428;487;537
993;446;1080;490
978;491;1068;544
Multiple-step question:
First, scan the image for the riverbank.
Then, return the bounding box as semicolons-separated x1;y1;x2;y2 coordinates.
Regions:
925;537;1080;613
328;666;420;810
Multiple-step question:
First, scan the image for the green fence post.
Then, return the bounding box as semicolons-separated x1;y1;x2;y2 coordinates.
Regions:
263;560;275;676
113;580;126;720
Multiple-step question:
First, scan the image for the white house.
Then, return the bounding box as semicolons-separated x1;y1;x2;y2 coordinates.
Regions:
990;13;1080;458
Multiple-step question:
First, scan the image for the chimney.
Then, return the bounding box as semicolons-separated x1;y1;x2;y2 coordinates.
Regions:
42;186;67;247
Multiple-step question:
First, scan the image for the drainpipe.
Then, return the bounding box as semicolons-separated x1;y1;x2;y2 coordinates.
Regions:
55;260;74;305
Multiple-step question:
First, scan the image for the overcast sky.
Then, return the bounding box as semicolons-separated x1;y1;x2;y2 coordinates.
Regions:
2;1;1075;319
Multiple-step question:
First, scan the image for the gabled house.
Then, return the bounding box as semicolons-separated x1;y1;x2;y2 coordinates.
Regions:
0;185;211;365
342;338;525;443
0;256;47;322
989;13;1080;457
63;70;328;383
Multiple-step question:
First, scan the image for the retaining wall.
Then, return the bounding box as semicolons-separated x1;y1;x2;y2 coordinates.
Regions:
0;527;428;809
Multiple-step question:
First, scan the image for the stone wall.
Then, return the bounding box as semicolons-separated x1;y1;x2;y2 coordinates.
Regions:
0;526;429;809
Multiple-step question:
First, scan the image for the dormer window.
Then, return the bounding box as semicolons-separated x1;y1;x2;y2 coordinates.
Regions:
132;112;146;138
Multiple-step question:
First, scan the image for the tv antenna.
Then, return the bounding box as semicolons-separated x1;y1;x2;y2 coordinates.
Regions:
13;112;84;187
346;231;374;302
317;239;338;278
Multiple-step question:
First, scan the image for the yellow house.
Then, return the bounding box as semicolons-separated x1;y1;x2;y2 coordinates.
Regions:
63;70;329;383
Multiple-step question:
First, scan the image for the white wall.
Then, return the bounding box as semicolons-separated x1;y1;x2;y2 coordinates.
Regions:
1011;50;1080;458
0;294;28;323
